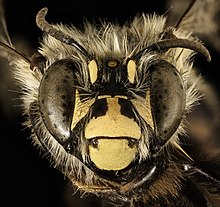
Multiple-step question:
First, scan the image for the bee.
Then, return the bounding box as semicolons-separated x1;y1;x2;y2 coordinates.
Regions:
0;0;220;206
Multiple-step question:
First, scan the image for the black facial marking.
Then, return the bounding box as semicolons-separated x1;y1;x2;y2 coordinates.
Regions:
118;98;135;119
91;98;108;118
93;61;129;96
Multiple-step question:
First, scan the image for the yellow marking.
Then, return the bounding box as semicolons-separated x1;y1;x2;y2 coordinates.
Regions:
107;60;118;68
131;91;154;129
89;138;137;170
88;60;98;84
71;90;95;130
107;98;120;120
97;95;128;99
127;59;136;84
85;97;141;139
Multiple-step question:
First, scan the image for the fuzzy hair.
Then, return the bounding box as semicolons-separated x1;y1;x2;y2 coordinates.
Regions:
11;13;203;198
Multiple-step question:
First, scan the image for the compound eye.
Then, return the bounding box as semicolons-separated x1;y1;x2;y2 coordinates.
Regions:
38;59;76;144
150;60;186;144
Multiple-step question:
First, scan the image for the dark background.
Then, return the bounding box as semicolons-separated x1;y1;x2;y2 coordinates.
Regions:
0;0;219;207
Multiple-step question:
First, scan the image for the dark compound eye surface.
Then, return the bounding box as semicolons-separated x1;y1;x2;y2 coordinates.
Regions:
39;59;77;144
150;60;186;143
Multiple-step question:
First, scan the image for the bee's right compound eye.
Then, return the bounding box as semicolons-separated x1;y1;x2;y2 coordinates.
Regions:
38;59;77;144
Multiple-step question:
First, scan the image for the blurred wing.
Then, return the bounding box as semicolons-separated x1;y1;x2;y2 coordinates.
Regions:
0;0;30;63
0;0;12;46
166;0;220;52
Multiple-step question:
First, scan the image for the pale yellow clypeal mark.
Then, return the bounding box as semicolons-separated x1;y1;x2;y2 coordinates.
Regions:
97;95;128;99
89;139;137;170
85;97;141;139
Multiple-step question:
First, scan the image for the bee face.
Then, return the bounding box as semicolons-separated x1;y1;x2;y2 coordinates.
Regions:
11;7;210;201
2;2;219;206
37;45;186;180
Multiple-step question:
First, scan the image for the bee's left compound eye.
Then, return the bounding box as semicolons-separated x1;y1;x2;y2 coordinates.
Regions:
38;59;77;144
150;60;186;148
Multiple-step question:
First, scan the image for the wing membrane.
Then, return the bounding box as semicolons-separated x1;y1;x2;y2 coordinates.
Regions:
0;0;12;46
166;0;220;52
